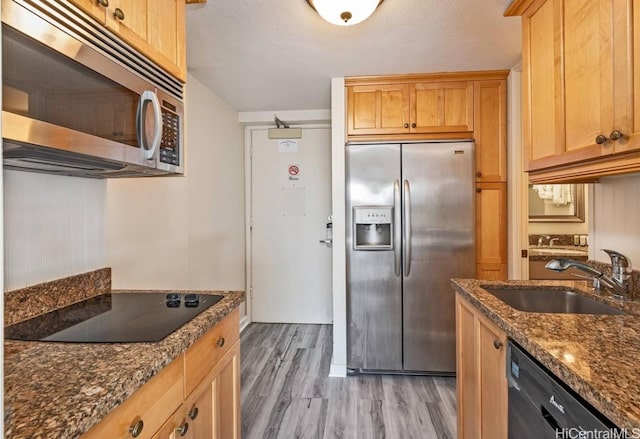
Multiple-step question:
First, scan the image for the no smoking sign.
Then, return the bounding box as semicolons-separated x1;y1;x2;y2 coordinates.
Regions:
288;165;300;176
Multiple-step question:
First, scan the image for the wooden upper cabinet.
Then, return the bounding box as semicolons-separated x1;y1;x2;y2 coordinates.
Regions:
347;84;410;135
68;0;186;82
474;80;507;182
509;0;640;181
410;81;473;134
346;72;507;141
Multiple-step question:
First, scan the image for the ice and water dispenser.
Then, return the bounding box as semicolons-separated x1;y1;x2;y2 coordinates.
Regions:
353;206;393;250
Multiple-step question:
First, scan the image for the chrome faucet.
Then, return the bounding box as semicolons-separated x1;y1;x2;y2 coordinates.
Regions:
545;249;634;300
549;238;560;247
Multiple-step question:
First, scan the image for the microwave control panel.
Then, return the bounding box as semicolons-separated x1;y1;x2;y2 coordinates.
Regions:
160;106;180;166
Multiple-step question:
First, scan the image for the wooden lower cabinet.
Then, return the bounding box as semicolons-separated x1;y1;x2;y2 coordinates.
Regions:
152;341;240;439
82;308;240;439
455;293;507;439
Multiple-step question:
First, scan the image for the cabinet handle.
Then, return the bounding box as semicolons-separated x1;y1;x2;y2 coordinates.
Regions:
189;406;199;420
128;419;144;438
217;337;225;348
411;123;416;128
476;188;482;193
114;8;125;20
610;130;624;141
493;339;503;350
176;422;189;437
404;123;409;129
595;134;608;145
97;0;109;7
476;171;482;178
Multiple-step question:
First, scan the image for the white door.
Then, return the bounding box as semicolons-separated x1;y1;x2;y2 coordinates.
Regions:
250;127;332;323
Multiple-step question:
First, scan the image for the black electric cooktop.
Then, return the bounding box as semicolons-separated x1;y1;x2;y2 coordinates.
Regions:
5;293;223;343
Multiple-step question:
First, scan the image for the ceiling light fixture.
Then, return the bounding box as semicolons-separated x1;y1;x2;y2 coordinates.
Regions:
306;0;384;26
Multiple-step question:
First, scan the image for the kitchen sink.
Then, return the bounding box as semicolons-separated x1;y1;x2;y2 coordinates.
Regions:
482;288;626;315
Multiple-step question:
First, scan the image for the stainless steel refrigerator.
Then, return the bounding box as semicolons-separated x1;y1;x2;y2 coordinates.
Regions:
346;141;476;374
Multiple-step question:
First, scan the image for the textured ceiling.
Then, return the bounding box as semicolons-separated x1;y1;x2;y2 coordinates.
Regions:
185;0;521;112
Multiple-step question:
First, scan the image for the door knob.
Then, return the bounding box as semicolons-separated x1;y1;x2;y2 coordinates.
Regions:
610;130;623;141
128;420;144;437
97;0;109;6
595;134;608;145
493;339;503;349
176;422;189;436
189;406;199;420
411;123;417;128
114;8;125;20
404;123;409;129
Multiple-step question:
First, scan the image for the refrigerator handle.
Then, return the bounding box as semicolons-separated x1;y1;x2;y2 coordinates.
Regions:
393;179;401;276
403;179;412;277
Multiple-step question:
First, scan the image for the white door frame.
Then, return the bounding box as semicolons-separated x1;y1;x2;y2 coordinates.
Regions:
507;66;529;280
240;110;331;329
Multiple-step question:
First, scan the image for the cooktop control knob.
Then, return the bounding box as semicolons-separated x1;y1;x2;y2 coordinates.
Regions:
184;294;199;308
166;293;180;308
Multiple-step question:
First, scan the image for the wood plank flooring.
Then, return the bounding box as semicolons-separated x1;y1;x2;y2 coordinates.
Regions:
240;323;457;439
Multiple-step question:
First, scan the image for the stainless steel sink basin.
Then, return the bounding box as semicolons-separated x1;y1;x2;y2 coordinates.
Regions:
482;288;626;315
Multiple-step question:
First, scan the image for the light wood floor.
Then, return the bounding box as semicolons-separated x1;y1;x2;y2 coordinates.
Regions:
240;323;457;439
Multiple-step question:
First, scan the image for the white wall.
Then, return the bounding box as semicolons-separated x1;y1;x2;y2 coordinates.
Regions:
106;74;246;294
3;171;106;291
591;174;640;264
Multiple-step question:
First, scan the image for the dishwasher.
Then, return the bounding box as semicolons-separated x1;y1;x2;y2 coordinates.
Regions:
507;340;622;438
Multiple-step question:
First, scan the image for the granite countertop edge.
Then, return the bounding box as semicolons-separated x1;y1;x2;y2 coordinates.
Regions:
4;289;245;439
452;278;640;431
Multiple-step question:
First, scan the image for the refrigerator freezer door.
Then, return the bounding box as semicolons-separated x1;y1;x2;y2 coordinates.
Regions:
401;142;476;372
346;143;403;371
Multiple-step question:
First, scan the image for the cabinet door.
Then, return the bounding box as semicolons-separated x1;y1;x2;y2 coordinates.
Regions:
147;0;186;76
523;0;559;167
410;81;473;133
613;0;640;154
108;0;148;48
185;381;213;439
474;80;507;182
68;0;108;24
214;343;241;439
562;0;615;157
346;84;410;135
476;182;507;280
478;317;507;439
455;295;479;439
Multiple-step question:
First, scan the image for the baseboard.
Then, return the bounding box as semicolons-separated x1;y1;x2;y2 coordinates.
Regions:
329;363;347;377
239;315;251;333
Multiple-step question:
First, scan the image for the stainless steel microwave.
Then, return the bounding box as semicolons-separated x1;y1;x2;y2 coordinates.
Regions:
1;0;184;178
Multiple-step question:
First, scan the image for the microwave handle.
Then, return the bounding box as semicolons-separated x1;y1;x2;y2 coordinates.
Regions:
137;90;162;160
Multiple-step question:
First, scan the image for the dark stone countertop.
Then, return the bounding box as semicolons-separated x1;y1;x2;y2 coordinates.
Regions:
4;289;245;439
452;278;640;430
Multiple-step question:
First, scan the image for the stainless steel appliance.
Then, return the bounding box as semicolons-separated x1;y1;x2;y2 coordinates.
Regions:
507;341;619;437
346;141;475;374
1;0;184;178
5;293;222;342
